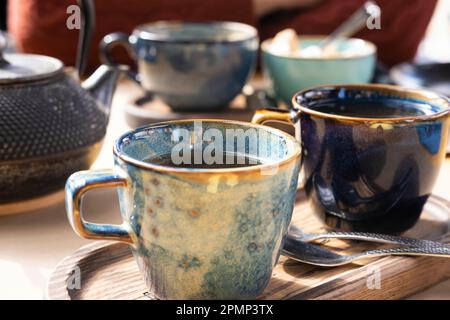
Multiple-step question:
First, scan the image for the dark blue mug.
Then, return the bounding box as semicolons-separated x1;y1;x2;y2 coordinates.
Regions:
253;84;450;233
101;21;258;111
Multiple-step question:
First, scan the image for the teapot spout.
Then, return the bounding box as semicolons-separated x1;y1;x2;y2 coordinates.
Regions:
82;64;128;111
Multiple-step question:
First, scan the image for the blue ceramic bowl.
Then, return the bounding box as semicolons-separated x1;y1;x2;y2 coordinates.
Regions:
262;36;377;104
128;21;258;111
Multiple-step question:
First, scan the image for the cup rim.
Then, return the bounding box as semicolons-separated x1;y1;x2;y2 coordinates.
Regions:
261;36;377;61
133;21;258;44
292;84;450;123
113;119;301;174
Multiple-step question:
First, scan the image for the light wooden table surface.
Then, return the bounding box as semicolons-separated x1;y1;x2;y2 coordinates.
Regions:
0;81;449;300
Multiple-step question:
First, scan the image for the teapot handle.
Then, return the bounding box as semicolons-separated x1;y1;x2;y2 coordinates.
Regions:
99;32;140;84
76;0;95;78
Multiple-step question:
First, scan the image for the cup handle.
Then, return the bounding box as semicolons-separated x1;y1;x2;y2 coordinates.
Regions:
65;169;134;244
251;108;297;126
99;32;140;84
252;107;305;189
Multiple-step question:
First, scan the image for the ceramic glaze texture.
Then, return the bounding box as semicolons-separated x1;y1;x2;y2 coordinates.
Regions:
295;86;450;233
114;121;300;299
132;22;258;110
262;38;376;104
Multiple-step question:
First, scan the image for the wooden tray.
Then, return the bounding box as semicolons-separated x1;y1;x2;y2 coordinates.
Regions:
46;193;450;300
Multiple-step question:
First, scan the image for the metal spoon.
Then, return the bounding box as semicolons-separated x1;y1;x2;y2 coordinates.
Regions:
282;236;450;267
288;225;450;248
301;1;381;56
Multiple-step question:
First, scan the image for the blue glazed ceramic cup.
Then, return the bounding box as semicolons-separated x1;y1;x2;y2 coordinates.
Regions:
262;37;376;105
100;21;258;111
66;120;301;299
253;84;450;234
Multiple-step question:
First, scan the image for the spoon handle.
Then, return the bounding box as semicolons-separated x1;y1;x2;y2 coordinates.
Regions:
302;231;449;248
356;246;450;261
282;237;450;267
319;1;380;49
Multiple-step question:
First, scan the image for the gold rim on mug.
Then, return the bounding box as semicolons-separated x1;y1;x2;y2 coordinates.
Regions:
113;119;301;174
292;83;450;123
134;21;259;44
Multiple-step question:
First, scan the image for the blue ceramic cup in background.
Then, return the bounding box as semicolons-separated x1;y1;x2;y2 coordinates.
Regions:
262;36;376;104
66;120;300;299
100;21;258;111
253;85;450;234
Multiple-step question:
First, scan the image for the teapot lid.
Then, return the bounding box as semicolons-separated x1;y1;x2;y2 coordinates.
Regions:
0;38;64;84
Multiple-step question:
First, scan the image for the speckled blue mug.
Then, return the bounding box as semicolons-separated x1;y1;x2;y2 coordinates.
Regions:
100;21;258;111
66;120;301;299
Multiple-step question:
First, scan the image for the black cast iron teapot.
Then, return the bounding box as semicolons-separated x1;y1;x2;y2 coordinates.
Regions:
0;0;126;213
